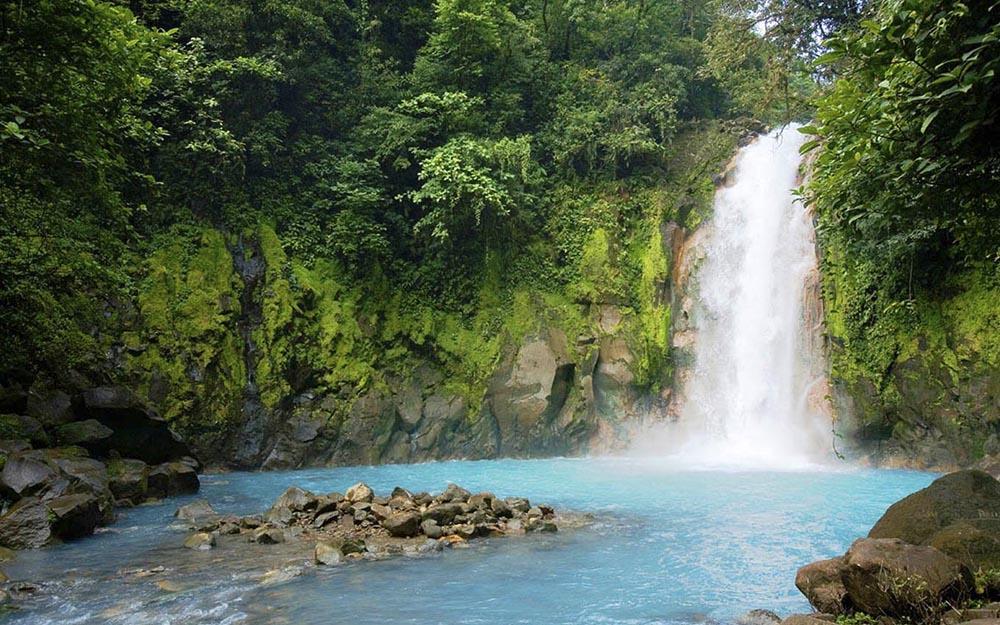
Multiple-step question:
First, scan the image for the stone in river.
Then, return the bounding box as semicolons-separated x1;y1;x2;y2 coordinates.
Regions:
383;511;421;537
421;519;444;539
315;541;344;566
175;499;216;522
183;532;215;551
0;497;52;549
795;557;849;614
48;493;100;540
251;527;285;544
738;609;782;625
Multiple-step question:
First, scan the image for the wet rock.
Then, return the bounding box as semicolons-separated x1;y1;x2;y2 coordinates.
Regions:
795;557;849;614
383;511;421;537
842;538;973;619
490;498;512;518
505;497;530;513
0;452;58;497
0;497;51;549
182;531;215;550
251;527;285;544
870;470;1000;545
370;503;392;521
738;609;782;625
926;520;1000;572
390;486;412;500
48;493;100;540
108;459;149;504
421;519;443;539
175;499;216;522
315;541;343;565
439;483;472;503
147;461;199;498
260;565;303;586
345;482;374;504
422;503;464;525
26;388;73;426
54;419;113;450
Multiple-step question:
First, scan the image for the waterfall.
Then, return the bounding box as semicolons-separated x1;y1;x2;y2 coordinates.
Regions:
641;125;832;468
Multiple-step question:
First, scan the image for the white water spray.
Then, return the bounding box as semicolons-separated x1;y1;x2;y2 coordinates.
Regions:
637;125;832;469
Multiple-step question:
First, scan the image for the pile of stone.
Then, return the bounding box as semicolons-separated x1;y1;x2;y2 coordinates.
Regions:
0;385;199;550
790;470;1000;625
179;482;561;564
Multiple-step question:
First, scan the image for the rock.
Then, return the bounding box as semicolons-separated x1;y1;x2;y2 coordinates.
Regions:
0;415;48;447
109;459;149;504
781;615;835;625
0;497;51;549
370;503;392;521
422;503;464;525
0;452;58;497
738;609;782;625
527;506;544;519
251;527;285;544
80;386;192;463
26;388;73;426
0;546;15;561
869;470;1000;546
52;457;113;522
926;520;1000;572
468;492;494;509
265;486;315;525
505;497;530;513
841;538;973;618
0;440;31;455
390;487;412;500
490;498;512;517
147;462;199;498
47;493;100;540
175;499;216;522
439;483;471;503
345;482;374;503
795;557;849;614
183;531;215;550
315;541;343;565
54;419;113;450
260;565;303;586
421;519;443;539
383;511;421;537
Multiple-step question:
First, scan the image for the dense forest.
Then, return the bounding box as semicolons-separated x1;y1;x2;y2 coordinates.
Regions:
1;0;997;466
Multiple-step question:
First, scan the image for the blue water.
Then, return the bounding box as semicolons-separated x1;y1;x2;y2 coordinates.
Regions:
2;457;932;625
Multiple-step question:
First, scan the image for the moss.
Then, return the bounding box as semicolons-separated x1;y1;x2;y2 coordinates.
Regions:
128;226;245;435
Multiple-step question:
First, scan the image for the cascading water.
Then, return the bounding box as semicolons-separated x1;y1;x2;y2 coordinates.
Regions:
644;125;832;468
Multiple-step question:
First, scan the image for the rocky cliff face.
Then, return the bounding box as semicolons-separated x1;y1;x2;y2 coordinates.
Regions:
94;221;684;469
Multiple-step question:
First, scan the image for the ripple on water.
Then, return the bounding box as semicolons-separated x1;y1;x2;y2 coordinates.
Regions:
2;457;934;625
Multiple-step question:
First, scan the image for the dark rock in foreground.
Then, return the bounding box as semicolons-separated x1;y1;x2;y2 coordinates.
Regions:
795;470;1000;623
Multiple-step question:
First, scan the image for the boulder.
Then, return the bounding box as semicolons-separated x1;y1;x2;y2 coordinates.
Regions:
439;483;471;503
47;493;100;540
314;541;343;565
54;419;113;450
345;482;374;504
183;532;215;551
926;520;1000;572
251;527;285;544
109;459;149;504
147;462;199;498
737;609;782;625
80;386;192;463
25;388;73;426
795;557;850;614
841;538;973;618
175;499;217;522
490;498;512;518
383;511;420;537
0;497;52;549
270;487;316;513
421;519;443;539
0;415;49;447
869;470;1000;546
422;503;464;525
0;452;58;497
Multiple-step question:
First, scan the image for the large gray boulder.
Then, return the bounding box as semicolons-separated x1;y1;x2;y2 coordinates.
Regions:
48;493;100;540
109;459;149;504
842;538;973;618
0;452;59;497
146;461;199;498
54;419;113;450
0;497;52;549
383;511;420;537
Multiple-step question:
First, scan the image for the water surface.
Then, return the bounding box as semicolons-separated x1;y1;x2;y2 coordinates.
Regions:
3;457;932;625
